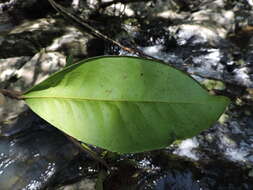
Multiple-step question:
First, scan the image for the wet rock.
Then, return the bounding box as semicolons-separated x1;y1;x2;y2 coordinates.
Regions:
0;93;5;105
140;170;201;190
0;18;65;58
15;51;66;89
0;56;31;88
45;26;96;60
0;16;100;91
102;152;253;190
0;96;25;126
0;57;29;122
55;178;96;190
51;154;98;190
0;110;81;190
0;15;101;59
0;11;15;35
2;0;54;22
56;179;96;190
173;138;199;160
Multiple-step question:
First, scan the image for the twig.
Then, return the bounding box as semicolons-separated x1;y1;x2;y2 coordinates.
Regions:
65;134;109;169
47;0;154;59
0;89;23;100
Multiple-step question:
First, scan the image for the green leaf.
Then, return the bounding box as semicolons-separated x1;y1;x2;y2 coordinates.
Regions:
23;56;230;153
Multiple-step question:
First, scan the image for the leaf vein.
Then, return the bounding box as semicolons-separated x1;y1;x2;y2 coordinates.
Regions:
23;96;209;104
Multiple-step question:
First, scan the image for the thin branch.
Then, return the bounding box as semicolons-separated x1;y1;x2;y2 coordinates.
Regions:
48;0;154;59
0;89;23;100
65;134;109;169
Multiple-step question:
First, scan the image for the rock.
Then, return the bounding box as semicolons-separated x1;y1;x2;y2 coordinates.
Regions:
56;178;96;190
0;96;25;125
173;138;199;160
0;93;5;105
0;110;81;190
0;10;14;35
45;26;96;60
2;0;54;21
0;18;65;58
0;16;100;90
0;56;30;88
103;151;253;190
15;51;66;89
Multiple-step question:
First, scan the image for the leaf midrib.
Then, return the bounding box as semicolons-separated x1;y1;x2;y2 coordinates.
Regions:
23;95;208;104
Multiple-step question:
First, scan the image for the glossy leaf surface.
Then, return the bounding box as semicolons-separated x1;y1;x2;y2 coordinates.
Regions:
23;56;230;153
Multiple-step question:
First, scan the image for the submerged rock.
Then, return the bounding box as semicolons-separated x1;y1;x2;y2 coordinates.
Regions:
102;152;253;190
0;110;81;189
